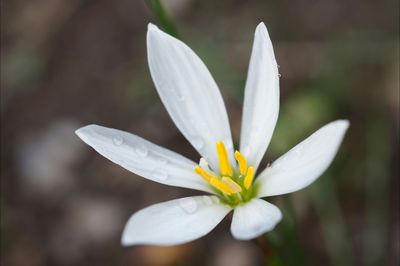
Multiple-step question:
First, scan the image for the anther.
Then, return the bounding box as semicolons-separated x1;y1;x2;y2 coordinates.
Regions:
243;166;255;189
210;177;234;195
216;141;233;176
234;151;248;176
194;166;215;182
222;177;242;193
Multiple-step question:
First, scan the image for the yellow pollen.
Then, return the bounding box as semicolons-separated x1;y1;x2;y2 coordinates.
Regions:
244;166;255;189
222;177;242;193
210;177;234;195
234;151;248;176
216;141;233;176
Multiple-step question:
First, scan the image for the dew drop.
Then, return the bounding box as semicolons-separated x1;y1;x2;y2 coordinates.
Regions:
273;162;281;169
278;73;282;78
173;89;185;101
192;138;204;150
112;135;123;146
293;147;302;157
178;94;185;101
157;157;168;165
178;198;198;214
135;144;148;157
202;196;213;205
211;197;220;204
152;169;168;180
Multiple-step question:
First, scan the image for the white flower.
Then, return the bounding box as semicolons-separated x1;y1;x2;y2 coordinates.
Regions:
75;22;349;246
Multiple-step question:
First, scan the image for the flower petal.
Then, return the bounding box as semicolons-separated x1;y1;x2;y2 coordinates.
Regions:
147;24;235;171
256;120;350;197
76;124;214;193
231;199;282;240
240;22;280;170
121;196;231;246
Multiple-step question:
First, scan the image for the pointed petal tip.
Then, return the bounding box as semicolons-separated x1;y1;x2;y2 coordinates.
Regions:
147;23;166;44
147;23;158;31
255;119;351;198
332;119;350;131
75;125;89;138
255;21;268;34
75;124;95;137
257;21;266;28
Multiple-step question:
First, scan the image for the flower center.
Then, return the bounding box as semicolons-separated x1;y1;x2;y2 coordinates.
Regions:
194;141;257;206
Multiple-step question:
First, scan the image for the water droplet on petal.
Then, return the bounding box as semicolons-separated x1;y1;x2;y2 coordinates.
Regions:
173;89;185;101
211;196;220;204
273;161;281;169
192;138;204;150
293;147;302;157
112;135;123;146
178;198;198;214
156;157;168;165
135;144;148;157
202;196;213;205
278;73;282;78
152;169;168;180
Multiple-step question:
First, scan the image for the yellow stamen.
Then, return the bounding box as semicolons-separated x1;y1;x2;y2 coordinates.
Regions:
216;141;233;176
210;177;234;195
243;166;255;189
234;151;248;176
222;177;242;193
194;166;216;182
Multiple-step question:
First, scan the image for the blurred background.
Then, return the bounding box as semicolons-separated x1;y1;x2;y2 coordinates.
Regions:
1;0;399;265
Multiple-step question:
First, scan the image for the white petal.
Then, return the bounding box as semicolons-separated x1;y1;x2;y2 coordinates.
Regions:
147;24;235;171
240;22;280;170
231;199;282;240
121;196;231;246
256;120;350;197
76;124;214;193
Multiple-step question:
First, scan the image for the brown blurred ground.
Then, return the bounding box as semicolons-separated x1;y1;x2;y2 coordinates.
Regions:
1;0;399;266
